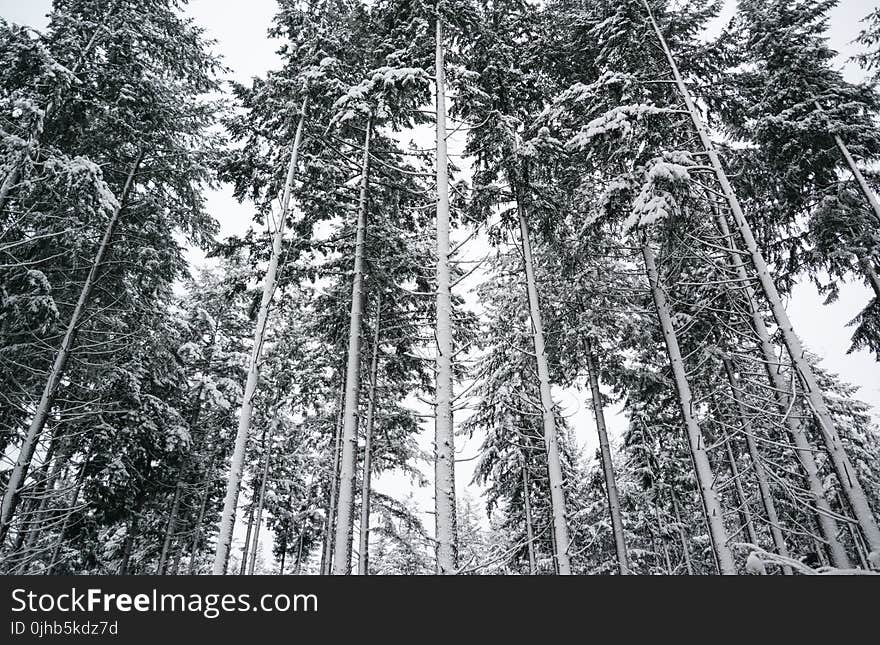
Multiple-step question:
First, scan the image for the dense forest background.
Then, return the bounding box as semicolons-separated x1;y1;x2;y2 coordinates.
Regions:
1;0;880;575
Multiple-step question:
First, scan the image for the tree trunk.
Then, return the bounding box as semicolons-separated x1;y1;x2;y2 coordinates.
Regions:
358;295;382;575
641;237;736;575
158;482;184;575
814;101;880;229
519;445;537;576
712;208;850;567
838;493;870;570
721;357;793;575
278;537;287;576
187;463;214;575
239;498;256;576
515;202;572;575
433;15;458;575
248;432;272;575
170;546;183;575
239;424;268;576
295;530;305;575
0;153;143;542
119;515;138;575
212;99;307;575
332;118;373;575
670;492;695;575
723;436;758;548
13;431;62;568
652;503;675;575
321;382;345;575
47;458;88;575
644;2;880;555
585;339;629;575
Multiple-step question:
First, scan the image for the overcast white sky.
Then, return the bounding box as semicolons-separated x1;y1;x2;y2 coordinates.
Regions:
2;0;878;564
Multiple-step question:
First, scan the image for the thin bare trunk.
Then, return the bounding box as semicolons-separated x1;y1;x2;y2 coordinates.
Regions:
671;493;695;575
519;446;536;576
0;154;143;543
724;436;758;548
212;100;307;574
321;382;345;575
248;435;272;575
585;339;629;575
653;503;674;575
239;499;256;576
515;204;571;575
278;538;287;575
158;482;184;575
358;295;382;575
644;2;880;554
170;543;183;575
119;515;138;575
332;118;373;575
47;458;88;575
433;15;457;575
722;357;793;575
187;463;214;575
295;530;305;575
839;494;870;570
240;424;268;576
814;101;880;229
712;208;850;567
641;238;736;574
13;433;61;566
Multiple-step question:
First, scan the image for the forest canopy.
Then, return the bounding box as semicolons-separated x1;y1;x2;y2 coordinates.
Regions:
1;0;879;576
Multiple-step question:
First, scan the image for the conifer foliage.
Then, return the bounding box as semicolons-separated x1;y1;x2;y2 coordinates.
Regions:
1;0;878;575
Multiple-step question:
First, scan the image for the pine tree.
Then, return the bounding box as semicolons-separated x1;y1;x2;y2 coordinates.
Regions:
1;0;222;561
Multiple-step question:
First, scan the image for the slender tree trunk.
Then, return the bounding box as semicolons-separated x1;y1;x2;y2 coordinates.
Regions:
0;154;143;542
47;458;88;575
358;295;382;576
724;436;758;548
645;2;880;555
838;493;870;570
641;238;736;575
119;515;138;575
433;15;457;575
721;357;793;575
652;503;674;575
278;538;287;576
547;508;559;574
170;545;183;575
516;202;571;574
212;100;307;575
295;530;305;575
332;118;373;575
13;432;61;565
814;101;880;229
321;382;345;575
712;209;850;567
239;499;256;576
248;434;272;575
670;492;695;575
187;463;214;575
239;424;268;576
584;339;629;575
519;446;536;576
158;482;184;575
